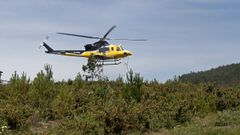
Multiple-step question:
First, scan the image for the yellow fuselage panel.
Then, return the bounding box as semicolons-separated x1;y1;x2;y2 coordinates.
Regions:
80;51;99;58
105;51;124;58
63;44;131;59
64;53;81;57
106;44;131;58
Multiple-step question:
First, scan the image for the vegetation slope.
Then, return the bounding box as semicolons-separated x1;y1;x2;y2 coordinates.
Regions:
179;63;240;87
0;65;240;135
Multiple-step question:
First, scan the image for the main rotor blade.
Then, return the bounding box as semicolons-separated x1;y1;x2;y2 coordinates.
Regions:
102;25;117;40
106;38;147;41
57;32;101;40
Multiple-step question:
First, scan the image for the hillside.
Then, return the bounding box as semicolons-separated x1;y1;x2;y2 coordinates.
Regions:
179;63;240;87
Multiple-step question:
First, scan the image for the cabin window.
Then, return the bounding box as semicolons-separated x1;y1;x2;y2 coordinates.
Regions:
116;47;121;51
99;47;109;53
111;47;114;51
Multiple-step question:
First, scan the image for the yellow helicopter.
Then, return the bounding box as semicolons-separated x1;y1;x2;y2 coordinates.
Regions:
42;26;146;65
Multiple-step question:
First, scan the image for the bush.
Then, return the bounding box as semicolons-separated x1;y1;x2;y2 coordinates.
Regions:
0;103;33;131
215;110;240;127
73;73;84;89
28;65;55;109
123;69;144;102
51;86;75;119
97;100;151;134
46;113;103;135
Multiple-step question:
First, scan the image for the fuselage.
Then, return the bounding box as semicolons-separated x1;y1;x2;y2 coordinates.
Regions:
80;44;132;59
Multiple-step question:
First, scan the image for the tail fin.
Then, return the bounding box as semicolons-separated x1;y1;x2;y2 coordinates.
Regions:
43;42;54;52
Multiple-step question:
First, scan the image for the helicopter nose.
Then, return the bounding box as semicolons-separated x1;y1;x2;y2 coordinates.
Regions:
128;51;132;56
124;50;132;56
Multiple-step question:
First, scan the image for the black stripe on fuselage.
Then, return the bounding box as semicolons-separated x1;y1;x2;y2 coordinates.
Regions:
46;50;84;55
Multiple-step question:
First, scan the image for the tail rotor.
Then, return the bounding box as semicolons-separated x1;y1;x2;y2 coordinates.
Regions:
39;36;49;49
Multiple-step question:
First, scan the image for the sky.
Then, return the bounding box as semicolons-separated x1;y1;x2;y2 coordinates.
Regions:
0;0;240;82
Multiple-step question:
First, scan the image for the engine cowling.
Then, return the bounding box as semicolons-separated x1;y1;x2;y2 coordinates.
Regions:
84;44;96;51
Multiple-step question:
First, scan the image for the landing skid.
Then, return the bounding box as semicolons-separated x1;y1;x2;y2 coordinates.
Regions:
100;62;121;66
96;59;122;66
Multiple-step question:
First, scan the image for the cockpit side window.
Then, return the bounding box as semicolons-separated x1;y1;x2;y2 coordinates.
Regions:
99;47;109;53
116;47;121;51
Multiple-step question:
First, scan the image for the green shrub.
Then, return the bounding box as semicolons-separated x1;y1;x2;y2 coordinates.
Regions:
97;100;151;134
9;72;30;93
215;110;240;127
28;65;55;108
51;86;75;119
45;113;103;135
123;69;144;102
0;103;33;131
73;73;84;89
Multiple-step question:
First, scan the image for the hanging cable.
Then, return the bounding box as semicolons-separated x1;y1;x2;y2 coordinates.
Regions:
123;57;130;80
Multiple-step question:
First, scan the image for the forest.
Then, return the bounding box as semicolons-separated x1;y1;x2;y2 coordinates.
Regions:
1;64;240;135
179;63;240;87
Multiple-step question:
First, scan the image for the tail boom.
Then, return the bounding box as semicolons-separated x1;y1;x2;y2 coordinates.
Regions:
42;42;84;57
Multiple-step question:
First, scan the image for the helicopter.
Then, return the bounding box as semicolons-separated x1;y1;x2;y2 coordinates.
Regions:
42;25;146;65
